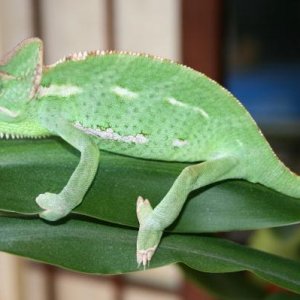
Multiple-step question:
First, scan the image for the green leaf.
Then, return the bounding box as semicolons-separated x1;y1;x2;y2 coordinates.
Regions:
180;264;267;300
1;215;300;294
1;138;300;232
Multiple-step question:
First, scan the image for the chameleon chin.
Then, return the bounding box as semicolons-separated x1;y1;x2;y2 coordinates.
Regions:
0;38;299;268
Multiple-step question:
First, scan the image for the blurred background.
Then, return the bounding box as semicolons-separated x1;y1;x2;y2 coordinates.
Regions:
0;0;300;299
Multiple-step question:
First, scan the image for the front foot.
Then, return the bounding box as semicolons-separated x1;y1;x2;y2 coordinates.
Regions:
136;196;163;268
36;192;72;221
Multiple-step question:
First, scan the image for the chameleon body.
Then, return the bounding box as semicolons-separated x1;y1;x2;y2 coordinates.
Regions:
0;38;299;267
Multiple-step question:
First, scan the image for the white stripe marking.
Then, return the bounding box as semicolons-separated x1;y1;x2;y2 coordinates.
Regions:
194;107;209;118
236;139;244;147
166;97;209;119
39;85;82;97
173;139;189;147
112;86;138;99
0;106;20;118
74;122;148;144
167;97;185;107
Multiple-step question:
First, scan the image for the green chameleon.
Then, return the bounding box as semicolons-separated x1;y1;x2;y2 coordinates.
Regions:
0;38;298;267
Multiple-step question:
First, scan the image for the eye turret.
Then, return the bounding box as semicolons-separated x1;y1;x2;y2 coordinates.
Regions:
0;38;43;102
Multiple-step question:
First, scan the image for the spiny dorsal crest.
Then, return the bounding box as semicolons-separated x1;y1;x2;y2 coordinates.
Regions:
47;49;177;68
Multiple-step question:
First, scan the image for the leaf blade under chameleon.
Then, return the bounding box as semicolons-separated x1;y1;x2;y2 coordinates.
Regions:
0;215;300;294
1;138;300;233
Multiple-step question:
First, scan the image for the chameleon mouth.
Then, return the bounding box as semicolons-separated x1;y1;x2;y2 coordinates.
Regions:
0;132;47;139
0;132;24;139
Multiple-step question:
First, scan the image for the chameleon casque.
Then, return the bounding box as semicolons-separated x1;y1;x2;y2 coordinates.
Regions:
0;38;298;267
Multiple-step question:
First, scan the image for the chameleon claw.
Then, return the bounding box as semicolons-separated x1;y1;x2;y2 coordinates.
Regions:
136;196;145;213
136;196;153;223
136;196;162;268
36;192;70;221
137;246;157;269
136;196;151;213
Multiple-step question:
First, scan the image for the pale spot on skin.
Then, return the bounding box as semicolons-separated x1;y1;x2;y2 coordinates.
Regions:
166;97;209;119
166;97;185;107
38;85;82;98
193;107;209;119
74;122;148;144
112;86;138;99
236;139;244;147
0;106;20;118
173;139;189;147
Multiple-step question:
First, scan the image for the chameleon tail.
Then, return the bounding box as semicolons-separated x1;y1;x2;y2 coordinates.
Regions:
255;155;300;199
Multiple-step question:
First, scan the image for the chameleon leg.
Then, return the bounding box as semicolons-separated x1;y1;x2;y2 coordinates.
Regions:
36;117;100;221
136;156;238;267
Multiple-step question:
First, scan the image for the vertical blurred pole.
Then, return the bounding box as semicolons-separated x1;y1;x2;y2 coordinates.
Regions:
111;276;124;300
41;265;56;300
181;4;224;297
105;3;126;298
181;0;224;82
32;0;42;38
0;253;24;300
0;0;34;55
105;0;115;50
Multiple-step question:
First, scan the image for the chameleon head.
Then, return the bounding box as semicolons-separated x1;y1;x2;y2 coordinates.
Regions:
0;38;43;137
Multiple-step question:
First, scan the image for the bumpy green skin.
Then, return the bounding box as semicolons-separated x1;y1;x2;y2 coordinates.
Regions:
0;38;299;267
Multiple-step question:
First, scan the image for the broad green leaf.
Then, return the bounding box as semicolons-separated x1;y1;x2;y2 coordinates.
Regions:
1;139;300;232
0;215;300;294
180;264;267;300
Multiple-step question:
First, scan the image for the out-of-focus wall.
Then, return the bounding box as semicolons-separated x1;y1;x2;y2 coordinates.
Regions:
0;0;181;63
114;0;181;61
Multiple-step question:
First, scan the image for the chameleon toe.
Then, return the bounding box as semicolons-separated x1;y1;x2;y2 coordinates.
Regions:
137;246;158;268
136;196;153;222
36;192;70;221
